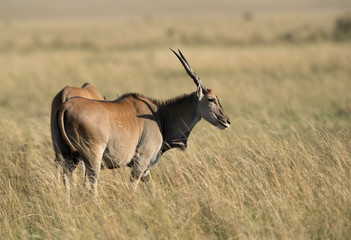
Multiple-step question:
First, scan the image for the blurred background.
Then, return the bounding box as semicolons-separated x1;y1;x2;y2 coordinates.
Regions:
1;0;350;114
0;0;350;18
1;0;351;239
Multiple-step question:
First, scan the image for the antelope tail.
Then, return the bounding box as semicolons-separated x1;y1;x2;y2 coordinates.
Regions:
58;106;78;152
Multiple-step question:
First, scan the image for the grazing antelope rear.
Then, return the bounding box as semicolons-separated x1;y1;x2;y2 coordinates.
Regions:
51;82;105;140
51;83;105;178
52;49;230;199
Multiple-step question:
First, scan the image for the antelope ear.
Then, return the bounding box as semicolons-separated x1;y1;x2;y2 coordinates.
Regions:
196;85;204;101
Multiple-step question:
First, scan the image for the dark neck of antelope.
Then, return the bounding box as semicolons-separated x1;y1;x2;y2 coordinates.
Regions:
158;92;201;154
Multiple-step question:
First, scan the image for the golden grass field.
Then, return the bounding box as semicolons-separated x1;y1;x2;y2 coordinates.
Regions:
0;7;351;239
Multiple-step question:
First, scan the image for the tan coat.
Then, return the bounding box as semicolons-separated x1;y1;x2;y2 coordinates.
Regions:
52;50;230;198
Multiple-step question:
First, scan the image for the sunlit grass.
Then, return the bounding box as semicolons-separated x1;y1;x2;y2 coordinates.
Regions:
0;12;350;239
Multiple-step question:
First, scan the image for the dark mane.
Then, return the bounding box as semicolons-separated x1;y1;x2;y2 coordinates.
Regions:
112;93;142;102
112;92;196;107
147;93;195;108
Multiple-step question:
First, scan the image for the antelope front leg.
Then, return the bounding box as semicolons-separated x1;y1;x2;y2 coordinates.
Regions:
131;167;149;190
131;168;151;182
141;170;151;182
130;139;161;189
130;152;152;189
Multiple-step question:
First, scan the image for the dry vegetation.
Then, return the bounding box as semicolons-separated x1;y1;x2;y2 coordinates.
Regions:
0;10;351;239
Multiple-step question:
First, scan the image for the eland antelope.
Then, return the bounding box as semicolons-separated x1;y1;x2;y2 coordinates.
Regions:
51;83;105;179
52;49;230;198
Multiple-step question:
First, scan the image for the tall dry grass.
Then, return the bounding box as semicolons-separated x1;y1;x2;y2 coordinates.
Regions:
0;12;351;239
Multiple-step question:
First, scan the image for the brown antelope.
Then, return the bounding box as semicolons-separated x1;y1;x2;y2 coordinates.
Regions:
51;82;105;136
52;49;230;199
51;83;105;180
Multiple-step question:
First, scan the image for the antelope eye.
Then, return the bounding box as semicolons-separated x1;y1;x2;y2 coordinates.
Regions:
208;98;215;102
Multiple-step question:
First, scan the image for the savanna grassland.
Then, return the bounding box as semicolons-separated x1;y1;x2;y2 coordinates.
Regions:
0;9;351;239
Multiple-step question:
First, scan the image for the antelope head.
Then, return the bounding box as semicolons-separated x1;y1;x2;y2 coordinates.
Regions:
170;49;231;130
